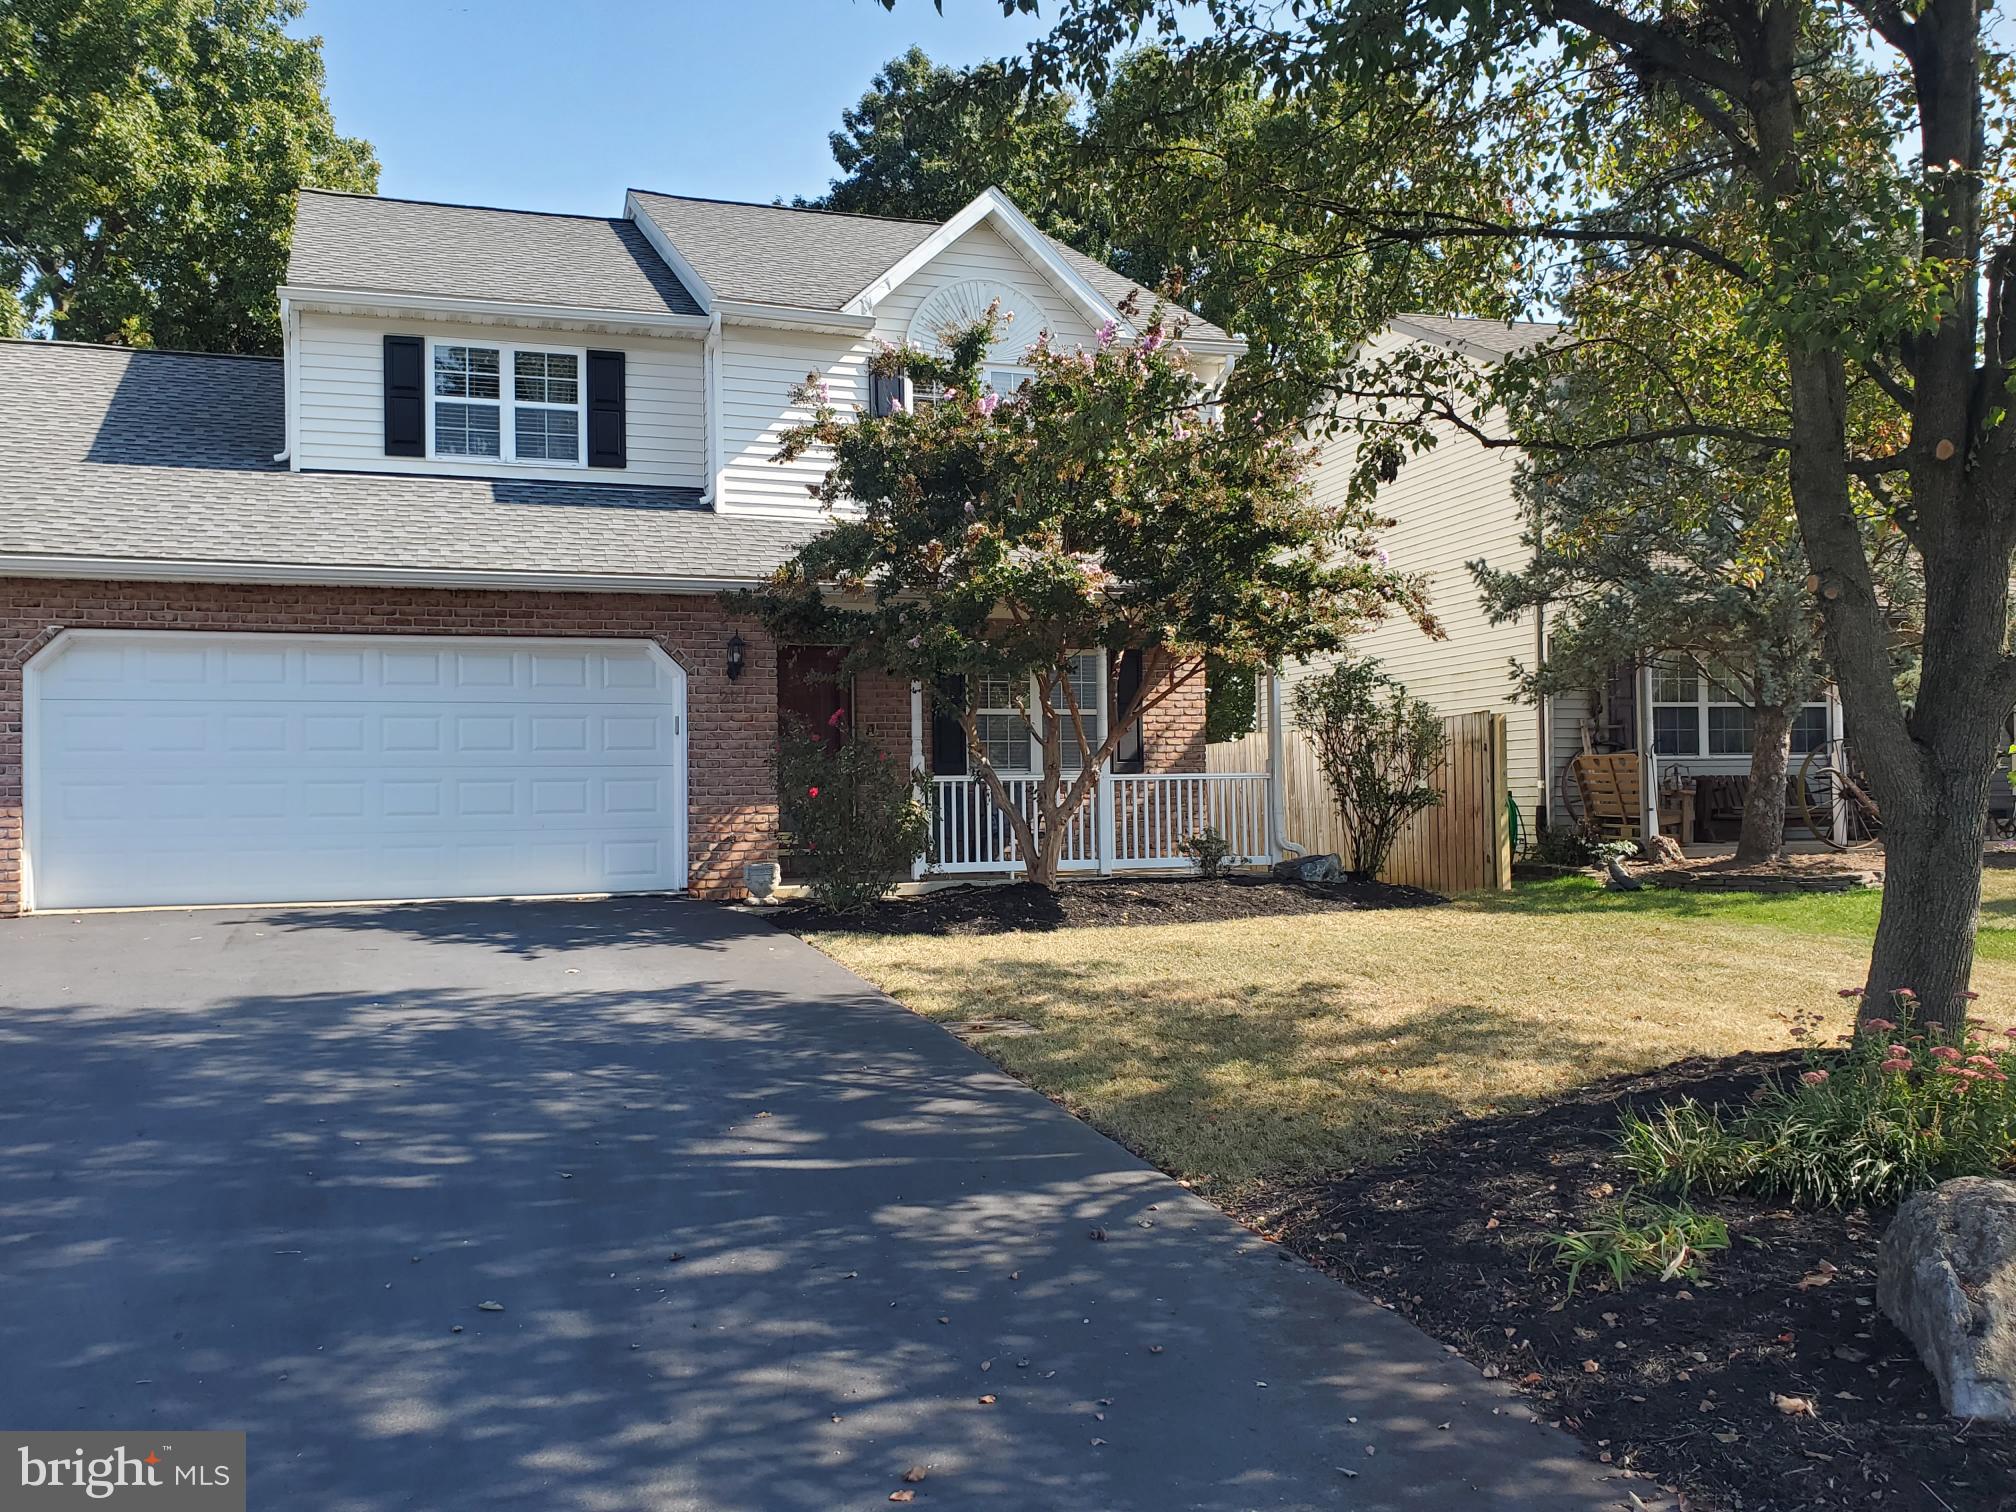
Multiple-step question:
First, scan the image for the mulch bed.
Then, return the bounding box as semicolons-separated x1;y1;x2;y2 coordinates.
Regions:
1231;1052;2016;1512
773;873;1445;936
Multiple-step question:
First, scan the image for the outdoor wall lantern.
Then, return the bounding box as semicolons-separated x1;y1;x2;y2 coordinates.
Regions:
726;632;746;682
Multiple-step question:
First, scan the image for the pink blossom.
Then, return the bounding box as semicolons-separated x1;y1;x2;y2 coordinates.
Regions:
1879;1058;1913;1073
2007;1026;2016;1038
1937;1064;1965;1076
1961;1068;1986;1081
1930;1046;1963;1062
1141;327;1166;353
1799;1070;1830;1086
978;391;1000;417
1886;1044;1911;1058
1863;1018;1897;1032
1097;318;1119;348
1958;989;1981;1001
827;707;846;728
905;636;922;649
1896;987;1918;1001
807;786;820;799
1376;547;1391;567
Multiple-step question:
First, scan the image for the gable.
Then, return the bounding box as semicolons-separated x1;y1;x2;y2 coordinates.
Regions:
874;219;1102;355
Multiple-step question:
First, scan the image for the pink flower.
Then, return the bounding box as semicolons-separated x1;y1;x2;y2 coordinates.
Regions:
1896;988;1918;1001
1936;1063;1965;1076
1961;1068;1986;1081
1799;1070;1831;1086
978;391;1000;417
1886;1044;1911;1058
1096;319;1119;348
1863;1018;1897;1032
1879;1058;1913;1073
1141;327;1166;353
1967;1054;1999;1068
807;786;820;798
1931;1046;1963;1062
2005;1026;2016;1038
828;707;847;728
1958;990;1981;1001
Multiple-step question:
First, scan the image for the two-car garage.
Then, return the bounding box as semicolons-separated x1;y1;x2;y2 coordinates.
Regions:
24;631;689;911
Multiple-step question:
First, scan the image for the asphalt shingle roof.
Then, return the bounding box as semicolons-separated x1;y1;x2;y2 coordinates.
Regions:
629;191;1234;342
1389;313;1564;358
288;190;704;317
0;342;818;584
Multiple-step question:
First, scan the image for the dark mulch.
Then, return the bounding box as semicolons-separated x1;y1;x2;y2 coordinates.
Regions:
774;873;1445;936
1231;1053;2016;1512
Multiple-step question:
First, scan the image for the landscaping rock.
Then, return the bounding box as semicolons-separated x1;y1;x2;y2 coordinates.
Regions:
1271;852;1342;883
1878;1177;2016;1420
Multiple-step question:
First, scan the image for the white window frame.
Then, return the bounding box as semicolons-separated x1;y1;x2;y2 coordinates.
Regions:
969;653;1110;776
904;364;1035;411
1650;655;1828;758
424;336;588;469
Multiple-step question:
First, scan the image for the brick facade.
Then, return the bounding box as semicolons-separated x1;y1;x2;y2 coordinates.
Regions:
0;577;779;913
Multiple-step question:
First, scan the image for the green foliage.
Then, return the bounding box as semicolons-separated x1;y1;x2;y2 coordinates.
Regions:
1178;826;1231;879
1204;653;1258;744
1546;1198;1731;1296
776;719;928;914
0;0;378;352
1522;828;1635;869
735;305;1421;886
1290;656;1445;879
1619;996;2016;1208
802;47;1083;234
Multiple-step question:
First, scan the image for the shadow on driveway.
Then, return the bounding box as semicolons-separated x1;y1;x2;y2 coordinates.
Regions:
0;898;1613;1511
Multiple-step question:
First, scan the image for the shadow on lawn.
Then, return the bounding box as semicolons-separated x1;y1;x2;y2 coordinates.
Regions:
892;954;1616;1177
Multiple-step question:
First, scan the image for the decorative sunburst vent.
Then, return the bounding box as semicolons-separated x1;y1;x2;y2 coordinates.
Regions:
905;279;1049;361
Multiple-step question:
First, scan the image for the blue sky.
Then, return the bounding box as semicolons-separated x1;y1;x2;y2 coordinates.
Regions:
301;0;1052;214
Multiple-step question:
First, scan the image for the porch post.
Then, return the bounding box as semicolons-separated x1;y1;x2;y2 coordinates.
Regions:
1266;667;1291;863
909;680;928;880
1827;685;1848;848
1635;659;1660;842
1096;759;1116;874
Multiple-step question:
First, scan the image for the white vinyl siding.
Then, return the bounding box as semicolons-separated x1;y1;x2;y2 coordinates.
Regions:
295;311;705;487
715;221;1120;515
1295;337;1545;830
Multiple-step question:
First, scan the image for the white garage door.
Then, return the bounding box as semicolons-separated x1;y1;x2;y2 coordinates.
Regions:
27;631;688;910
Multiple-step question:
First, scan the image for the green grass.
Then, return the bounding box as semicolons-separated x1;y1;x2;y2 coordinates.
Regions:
1473;871;2016;962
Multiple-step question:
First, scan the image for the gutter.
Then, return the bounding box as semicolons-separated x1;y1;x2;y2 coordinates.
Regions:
0;554;763;597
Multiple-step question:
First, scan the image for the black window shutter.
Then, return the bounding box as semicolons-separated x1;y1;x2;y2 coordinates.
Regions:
1113;649;1146;773
869;370;902;418
587;349;626;468
930;675;967;775
383;335;425;457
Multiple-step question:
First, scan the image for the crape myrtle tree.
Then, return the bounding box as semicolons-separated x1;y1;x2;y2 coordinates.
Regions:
734;301;1428;889
993;0;2016;1019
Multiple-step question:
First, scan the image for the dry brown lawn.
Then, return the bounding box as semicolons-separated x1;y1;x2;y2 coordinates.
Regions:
808;870;2016;1197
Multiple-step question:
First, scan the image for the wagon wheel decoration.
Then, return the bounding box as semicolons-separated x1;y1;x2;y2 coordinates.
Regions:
1798;738;1883;850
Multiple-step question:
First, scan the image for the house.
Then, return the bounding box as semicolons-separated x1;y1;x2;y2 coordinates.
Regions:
1297;314;1841;845
0;186;1246;914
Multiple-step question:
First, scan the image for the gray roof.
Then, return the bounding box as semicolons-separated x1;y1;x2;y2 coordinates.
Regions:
289;191;704;317
1389;313;1564;359
630;191;1234;342
0;342;818;584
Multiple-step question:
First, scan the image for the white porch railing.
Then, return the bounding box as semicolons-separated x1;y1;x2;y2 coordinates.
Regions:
927;771;1273;875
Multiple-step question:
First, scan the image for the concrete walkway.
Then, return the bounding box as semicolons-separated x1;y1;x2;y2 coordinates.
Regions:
0;898;1620;1510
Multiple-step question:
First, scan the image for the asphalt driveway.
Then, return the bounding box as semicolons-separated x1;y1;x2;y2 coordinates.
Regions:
0;899;1617;1511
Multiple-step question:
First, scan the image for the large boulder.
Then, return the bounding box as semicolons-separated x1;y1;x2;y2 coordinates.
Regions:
1878;1177;2016;1420
1272;852;1342;883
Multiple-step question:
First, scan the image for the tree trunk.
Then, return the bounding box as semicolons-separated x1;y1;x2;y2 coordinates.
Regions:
1733;703;1792;865
1866;761;1992;1033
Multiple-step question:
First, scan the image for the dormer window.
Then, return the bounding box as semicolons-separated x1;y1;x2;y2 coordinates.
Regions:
427;339;584;465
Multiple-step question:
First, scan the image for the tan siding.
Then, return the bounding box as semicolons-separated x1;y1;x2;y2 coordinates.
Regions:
295;311;706;487
1297;387;1545;827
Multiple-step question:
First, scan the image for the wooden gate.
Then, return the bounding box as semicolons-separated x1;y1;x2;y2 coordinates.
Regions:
1207;711;1511;893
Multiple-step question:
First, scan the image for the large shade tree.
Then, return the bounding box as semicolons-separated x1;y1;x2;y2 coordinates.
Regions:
989;0;2016;1019
0;0;377;351
735;304;1427;887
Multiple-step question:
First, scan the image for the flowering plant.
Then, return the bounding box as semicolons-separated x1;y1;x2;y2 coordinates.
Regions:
1620;991;2016;1208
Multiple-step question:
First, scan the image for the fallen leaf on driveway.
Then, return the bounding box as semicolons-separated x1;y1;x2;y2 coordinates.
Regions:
476;1301;505;1312
889;1492;915;1504
901;1466;927;1483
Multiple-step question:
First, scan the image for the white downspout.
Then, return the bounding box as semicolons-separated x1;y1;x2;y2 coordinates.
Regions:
272;293;296;464
910;680;928;880
1267;668;1304;861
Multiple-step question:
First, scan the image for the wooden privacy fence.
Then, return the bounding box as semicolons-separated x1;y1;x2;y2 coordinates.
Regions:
1208;711;1512;893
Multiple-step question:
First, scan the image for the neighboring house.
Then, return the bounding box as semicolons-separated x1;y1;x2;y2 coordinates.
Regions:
0;186;1242;914
1297;314;1839;843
